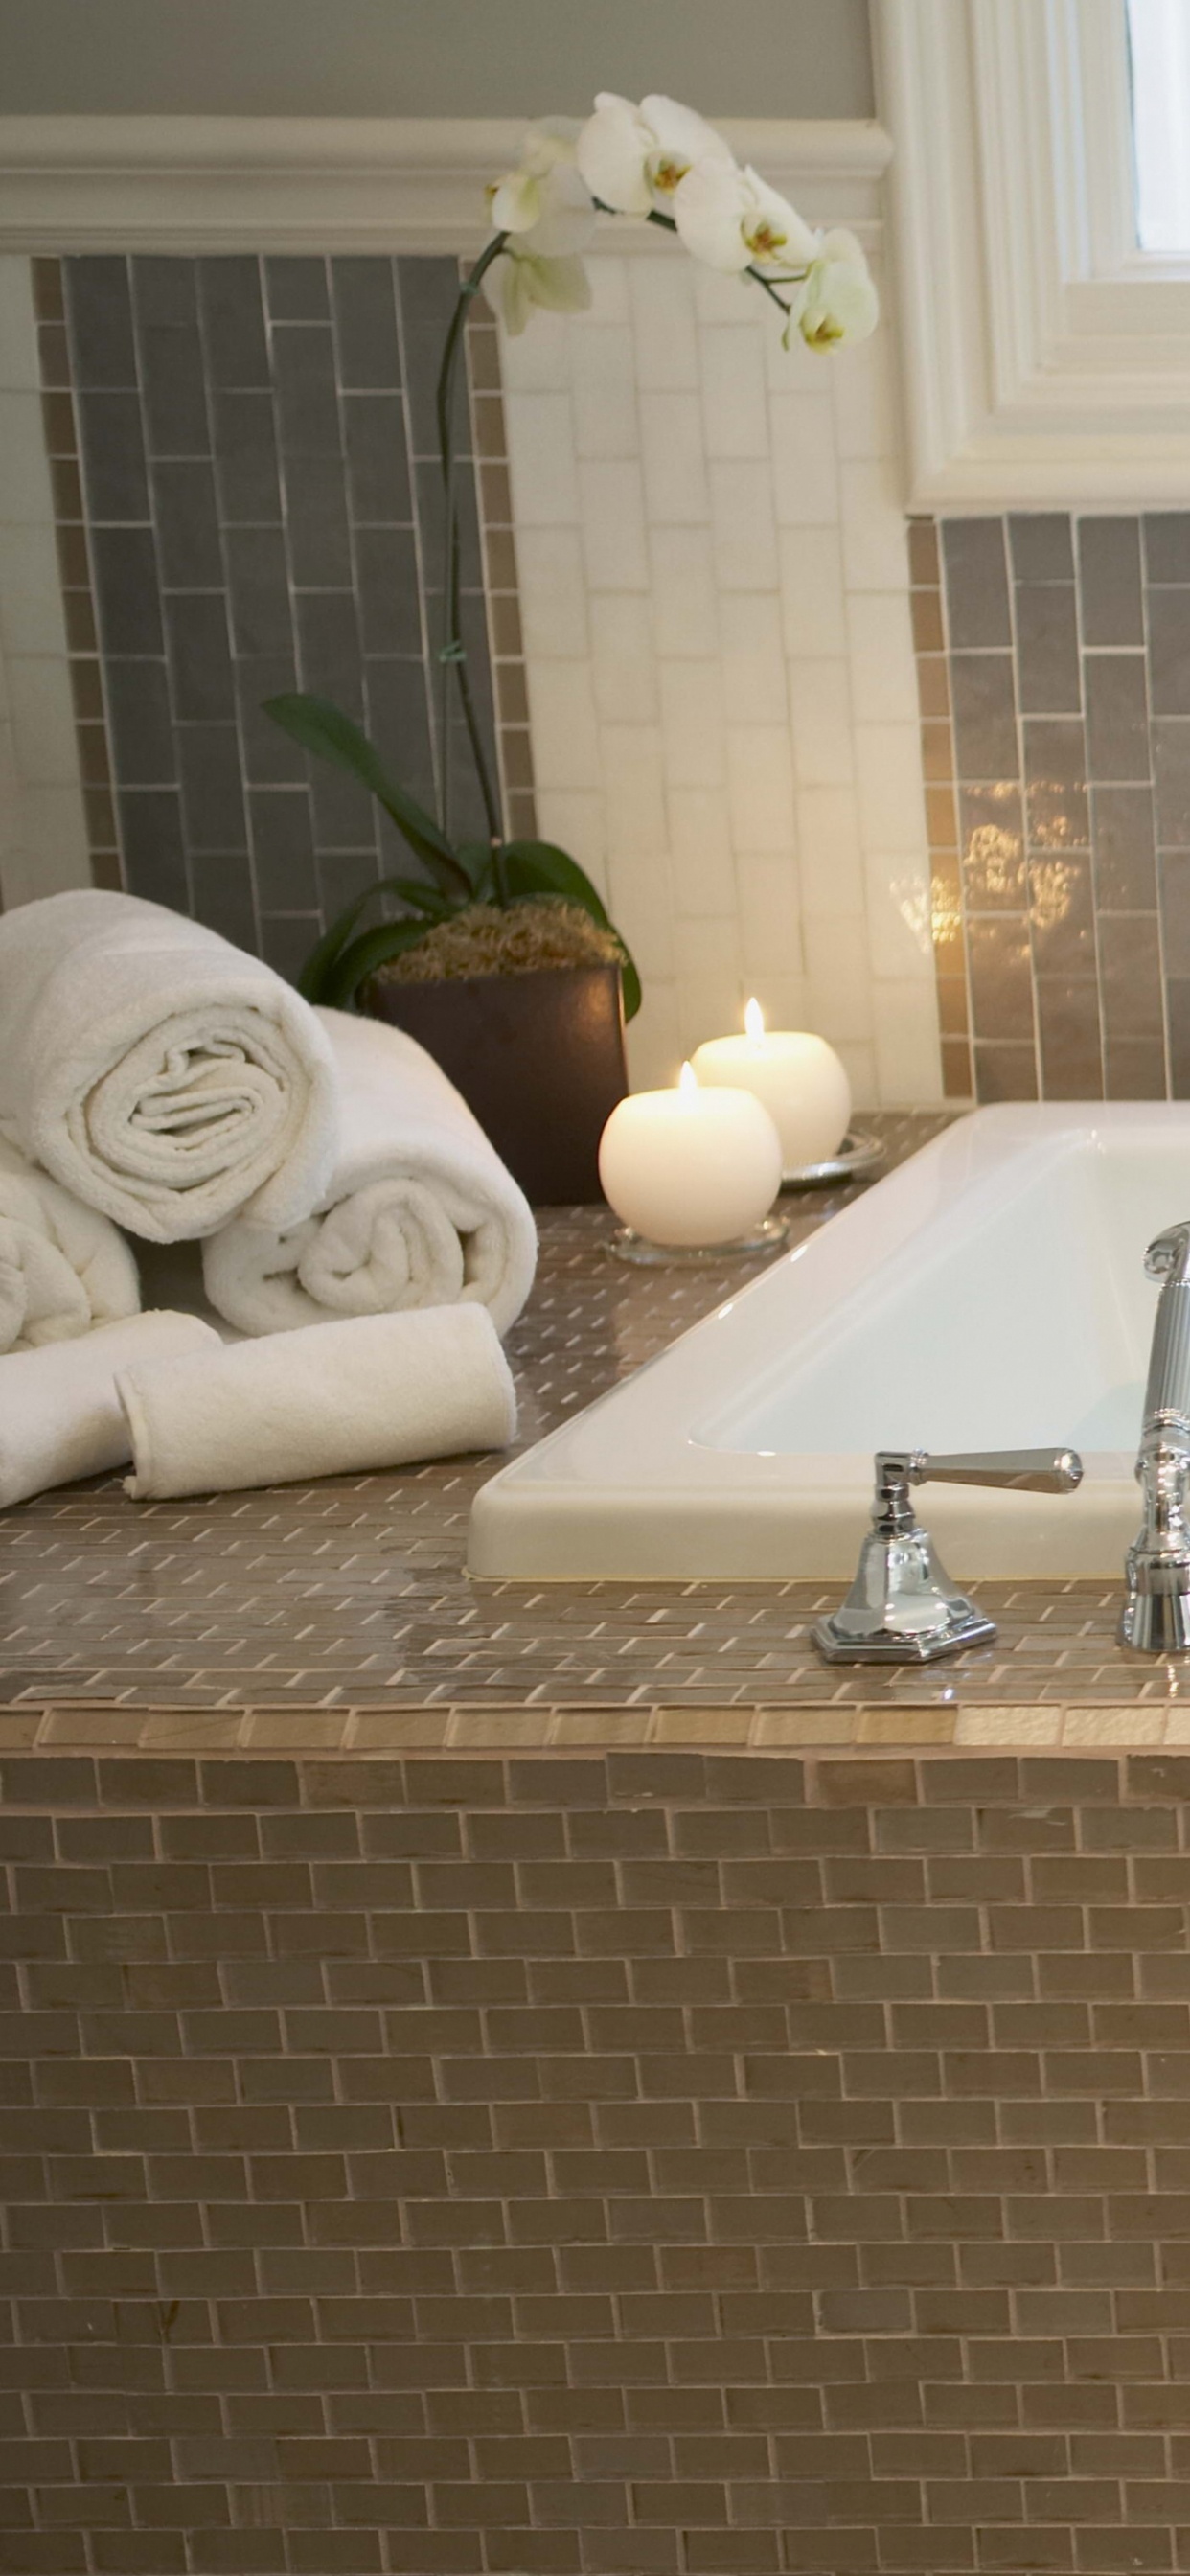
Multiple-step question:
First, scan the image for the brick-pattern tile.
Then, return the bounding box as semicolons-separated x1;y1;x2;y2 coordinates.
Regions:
4;1750;1190;2573
45;255;513;972
912;511;1180;1106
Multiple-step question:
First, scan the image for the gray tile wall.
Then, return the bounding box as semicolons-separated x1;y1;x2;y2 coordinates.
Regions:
56;254;516;980
912;513;1190;1104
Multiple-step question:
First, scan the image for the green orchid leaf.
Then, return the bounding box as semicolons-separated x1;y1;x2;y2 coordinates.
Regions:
297;887;382;1004
321;919;435;1012
455;840;497;897
297;874;453;1003
385;877;455;922
500;839;642;1019
263;693;472;901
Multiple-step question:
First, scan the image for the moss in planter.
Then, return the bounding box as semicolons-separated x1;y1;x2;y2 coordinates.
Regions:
372;900;623;986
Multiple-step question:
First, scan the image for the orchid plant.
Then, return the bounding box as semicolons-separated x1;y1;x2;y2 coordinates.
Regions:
269;94;878;1014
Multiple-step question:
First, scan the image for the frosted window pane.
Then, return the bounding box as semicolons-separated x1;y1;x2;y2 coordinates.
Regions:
1128;0;1190;250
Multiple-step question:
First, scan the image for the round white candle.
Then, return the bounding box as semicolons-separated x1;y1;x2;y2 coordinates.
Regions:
598;1063;783;1247
691;999;851;1170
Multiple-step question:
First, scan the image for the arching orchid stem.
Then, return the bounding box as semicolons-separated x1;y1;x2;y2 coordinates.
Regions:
434;232;508;858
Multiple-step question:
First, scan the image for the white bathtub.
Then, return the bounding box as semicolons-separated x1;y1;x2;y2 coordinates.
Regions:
469;1104;1190;1583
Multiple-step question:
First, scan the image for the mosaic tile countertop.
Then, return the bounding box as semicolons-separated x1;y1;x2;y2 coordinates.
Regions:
1;1111;1184;1755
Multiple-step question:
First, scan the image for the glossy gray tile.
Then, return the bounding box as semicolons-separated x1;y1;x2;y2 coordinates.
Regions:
1015;583;1080;714
1008;513;1074;581
1148;587;1190;716
916;510;1190;1104
332;258;400;390
1084;654;1150;781
950;654;1018;778
197;257;270;391
1145;513;1190;583
1155;720;1190;844
1079;518;1144;646
264;257;330;320
90;525;164;657
1091;785;1157;910
164;592;236;723
151;460;223;588
941;518;1011;647
57;252;530;975
76;390;149;523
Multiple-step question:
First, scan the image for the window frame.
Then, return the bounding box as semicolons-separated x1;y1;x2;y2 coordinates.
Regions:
876;0;1190;503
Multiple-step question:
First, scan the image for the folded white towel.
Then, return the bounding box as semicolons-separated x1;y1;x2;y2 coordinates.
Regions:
0;890;339;1244
201;1009;537;1338
0;1137;140;1352
117;1302;517;1500
0;1310;220;1507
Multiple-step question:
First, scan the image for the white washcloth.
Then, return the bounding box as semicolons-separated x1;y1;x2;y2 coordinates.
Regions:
201;1009;537;1338
117;1302;518;1500
0;1310;220;1508
0;1137;140;1352
0;889;340;1244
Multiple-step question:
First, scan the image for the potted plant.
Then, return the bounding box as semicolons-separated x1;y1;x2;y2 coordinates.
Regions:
268;90;877;1202
266;690;637;1205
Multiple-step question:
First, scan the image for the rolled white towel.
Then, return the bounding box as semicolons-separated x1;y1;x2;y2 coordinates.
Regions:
117;1302;518;1500
202;1009;537;1338
0;889;339;1243
0;1310;220;1508
0;1137;140;1352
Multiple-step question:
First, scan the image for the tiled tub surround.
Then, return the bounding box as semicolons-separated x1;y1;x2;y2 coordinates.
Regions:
913;511;1190;1110
498;248;941;1103
11;1747;1190;2576
3;1113;1190;1744
15;251;534;970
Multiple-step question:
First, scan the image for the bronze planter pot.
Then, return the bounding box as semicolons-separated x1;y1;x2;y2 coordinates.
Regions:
363;962;628;1205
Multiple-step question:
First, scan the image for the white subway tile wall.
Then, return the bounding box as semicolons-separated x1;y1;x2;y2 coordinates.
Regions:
500;248;940;1102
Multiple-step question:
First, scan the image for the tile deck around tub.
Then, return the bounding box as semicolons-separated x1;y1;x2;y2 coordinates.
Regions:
1;1109;1185;1746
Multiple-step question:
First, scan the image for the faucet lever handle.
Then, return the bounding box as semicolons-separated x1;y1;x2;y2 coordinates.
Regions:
895;1446;1084;1497
812;1443;1086;1668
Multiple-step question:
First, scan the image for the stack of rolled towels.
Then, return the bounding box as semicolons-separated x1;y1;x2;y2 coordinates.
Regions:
0;889;537;1506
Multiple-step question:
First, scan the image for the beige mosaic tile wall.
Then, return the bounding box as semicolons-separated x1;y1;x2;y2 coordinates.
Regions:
8;1746;1190;2576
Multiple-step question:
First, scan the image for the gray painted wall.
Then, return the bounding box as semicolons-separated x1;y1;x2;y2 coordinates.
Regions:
0;0;875;121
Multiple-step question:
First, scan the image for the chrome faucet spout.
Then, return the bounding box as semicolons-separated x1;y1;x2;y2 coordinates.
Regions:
1121;1220;1190;1652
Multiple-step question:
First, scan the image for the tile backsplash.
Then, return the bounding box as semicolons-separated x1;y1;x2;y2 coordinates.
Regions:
915;512;1190;1106
34;252;534;979
13;238;1190;1114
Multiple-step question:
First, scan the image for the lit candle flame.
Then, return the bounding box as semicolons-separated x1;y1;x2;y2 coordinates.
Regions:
678;1060;698;1098
744;996;765;1041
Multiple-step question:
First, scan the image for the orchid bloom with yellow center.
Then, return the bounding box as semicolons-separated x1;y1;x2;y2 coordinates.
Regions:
674;159;820;275
790;228;880;350
487;118;596;260
576;91;734;218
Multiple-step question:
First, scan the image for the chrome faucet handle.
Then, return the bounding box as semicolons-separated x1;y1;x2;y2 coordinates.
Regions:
813;1443;1085;1667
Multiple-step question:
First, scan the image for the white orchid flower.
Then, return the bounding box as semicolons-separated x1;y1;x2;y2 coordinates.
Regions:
790;227;879;350
488;119;596;259
673;157;820;275
576;91;734;218
486;242;593;338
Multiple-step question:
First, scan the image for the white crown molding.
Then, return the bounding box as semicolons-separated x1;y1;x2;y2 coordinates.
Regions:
875;0;1190;505
0;114;891;257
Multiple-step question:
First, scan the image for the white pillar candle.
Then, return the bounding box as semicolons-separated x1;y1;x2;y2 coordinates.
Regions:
691;999;852;1170
598;1063;783;1248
